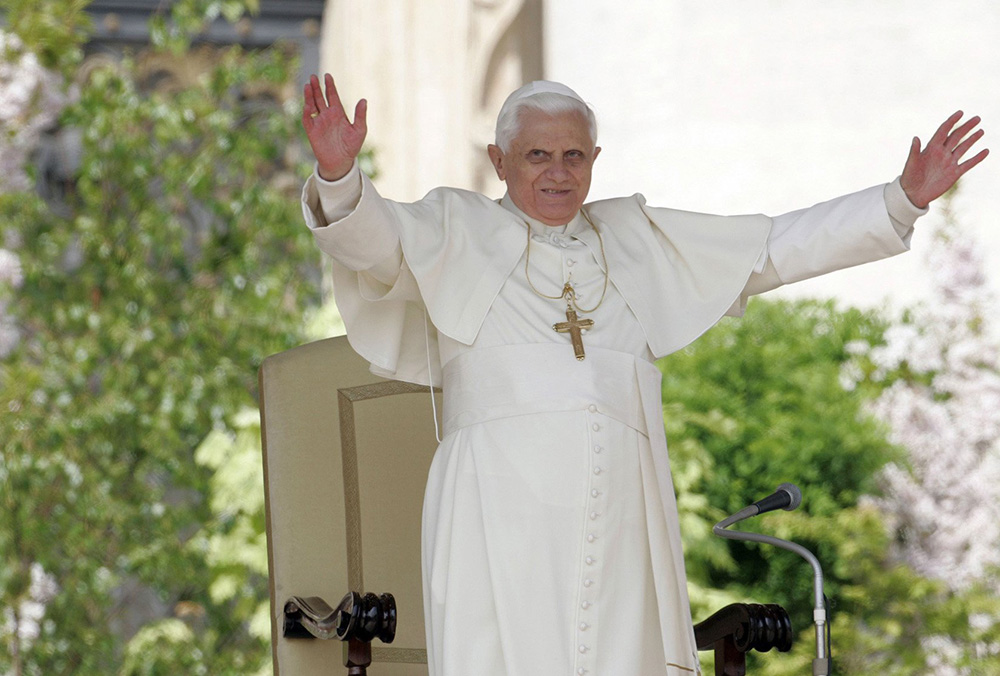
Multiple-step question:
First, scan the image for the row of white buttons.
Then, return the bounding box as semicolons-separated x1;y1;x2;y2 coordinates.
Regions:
576;405;605;675
562;256;591;300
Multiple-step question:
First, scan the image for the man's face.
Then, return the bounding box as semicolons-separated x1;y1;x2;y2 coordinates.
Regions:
488;109;600;226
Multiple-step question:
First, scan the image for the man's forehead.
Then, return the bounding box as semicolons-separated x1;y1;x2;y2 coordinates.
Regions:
514;109;593;145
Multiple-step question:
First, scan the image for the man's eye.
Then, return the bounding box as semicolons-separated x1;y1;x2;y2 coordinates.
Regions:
529;150;549;160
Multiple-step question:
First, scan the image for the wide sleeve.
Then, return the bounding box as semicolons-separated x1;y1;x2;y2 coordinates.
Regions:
303;162;406;286
300;169;530;386
301;164;440;385
725;177;926;314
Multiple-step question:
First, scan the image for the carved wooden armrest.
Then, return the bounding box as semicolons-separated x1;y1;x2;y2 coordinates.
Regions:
283;595;340;640
693;603;792;676
284;592;396;643
284;592;396;676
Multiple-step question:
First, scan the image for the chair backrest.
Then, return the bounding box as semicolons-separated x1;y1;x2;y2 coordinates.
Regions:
259;336;438;675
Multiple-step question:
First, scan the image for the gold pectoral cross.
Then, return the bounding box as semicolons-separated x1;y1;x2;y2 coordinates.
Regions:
553;306;594;361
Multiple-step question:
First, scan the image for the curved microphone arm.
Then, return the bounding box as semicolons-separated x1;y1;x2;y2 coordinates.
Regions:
714;509;826;612
714;506;831;676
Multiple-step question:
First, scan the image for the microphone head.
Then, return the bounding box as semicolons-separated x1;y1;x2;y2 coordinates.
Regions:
777;483;802;511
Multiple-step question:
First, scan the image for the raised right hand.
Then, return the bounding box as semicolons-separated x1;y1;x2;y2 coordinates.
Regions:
899;111;988;209
302;73;368;182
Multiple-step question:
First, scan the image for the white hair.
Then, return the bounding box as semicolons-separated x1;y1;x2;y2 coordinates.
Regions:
494;92;598;153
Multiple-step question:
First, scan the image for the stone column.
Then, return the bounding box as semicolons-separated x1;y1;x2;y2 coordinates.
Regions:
320;0;543;201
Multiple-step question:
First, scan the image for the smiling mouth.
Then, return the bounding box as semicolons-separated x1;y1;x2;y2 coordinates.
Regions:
542;189;570;194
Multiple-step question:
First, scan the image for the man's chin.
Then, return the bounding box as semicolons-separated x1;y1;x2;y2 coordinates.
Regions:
534;209;578;226
532;196;581;222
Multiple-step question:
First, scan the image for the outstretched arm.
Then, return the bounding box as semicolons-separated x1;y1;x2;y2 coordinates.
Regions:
900;111;988;209
302;73;368;182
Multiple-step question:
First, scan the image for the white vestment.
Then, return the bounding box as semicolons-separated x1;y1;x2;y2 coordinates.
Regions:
301;166;921;675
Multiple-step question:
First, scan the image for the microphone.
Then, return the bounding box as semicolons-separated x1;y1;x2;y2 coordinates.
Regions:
715;482;803;529
714;484;831;676
751;482;802;516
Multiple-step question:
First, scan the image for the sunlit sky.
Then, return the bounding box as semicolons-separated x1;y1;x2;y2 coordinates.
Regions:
545;0;999;313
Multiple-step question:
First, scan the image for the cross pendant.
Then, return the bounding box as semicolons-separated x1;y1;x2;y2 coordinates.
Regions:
553;306;594;361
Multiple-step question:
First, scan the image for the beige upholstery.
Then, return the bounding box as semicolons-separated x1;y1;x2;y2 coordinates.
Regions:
260;336;438;675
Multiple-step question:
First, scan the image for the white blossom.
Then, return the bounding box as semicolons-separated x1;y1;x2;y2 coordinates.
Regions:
922;635;970;676
1;29;64;360
0;248;23;358
0;249;23;288
2;562;59;657
843;218;1000;593
0;30;67;194
845;216;1000;671
0;319;18;359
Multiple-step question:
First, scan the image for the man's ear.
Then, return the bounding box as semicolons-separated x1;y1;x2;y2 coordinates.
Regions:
594;146;601;162
487;144;506;181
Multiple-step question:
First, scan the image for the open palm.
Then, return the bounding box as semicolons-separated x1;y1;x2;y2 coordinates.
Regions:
302;73;368;182
901;111;988;209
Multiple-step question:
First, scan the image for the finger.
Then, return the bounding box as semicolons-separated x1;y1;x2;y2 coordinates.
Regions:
952;128;985;160
929;110;964;147
309;74;328;113
945;115;981;151
957;147;989;177
302;83;315;125
907;136;921;163
353;98;368;135
324;73;348;117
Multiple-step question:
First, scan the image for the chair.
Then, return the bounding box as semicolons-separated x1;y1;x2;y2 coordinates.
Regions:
259;336;791;675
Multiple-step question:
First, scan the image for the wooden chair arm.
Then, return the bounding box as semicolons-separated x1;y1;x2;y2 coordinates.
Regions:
283;592;396;644
693;603;792;676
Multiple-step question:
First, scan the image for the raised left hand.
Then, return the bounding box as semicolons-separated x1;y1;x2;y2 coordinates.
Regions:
900;111;988;209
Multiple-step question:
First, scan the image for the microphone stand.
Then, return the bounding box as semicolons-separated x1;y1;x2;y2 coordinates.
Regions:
714;505;832;676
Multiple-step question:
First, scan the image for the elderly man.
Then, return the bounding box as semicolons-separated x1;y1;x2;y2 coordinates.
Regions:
299;74;986;675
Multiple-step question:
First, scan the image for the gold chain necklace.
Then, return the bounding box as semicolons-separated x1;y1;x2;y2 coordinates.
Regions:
522;208;609;360
523;208;610;313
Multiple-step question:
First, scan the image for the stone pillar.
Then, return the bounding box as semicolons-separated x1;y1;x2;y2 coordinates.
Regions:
320;0;543;201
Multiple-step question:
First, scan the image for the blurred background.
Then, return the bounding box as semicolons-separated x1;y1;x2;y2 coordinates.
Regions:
2;1;998;674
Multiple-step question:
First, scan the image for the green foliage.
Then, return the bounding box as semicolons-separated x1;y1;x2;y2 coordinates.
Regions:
665;298;1000;674
753;505;1000;675
1;0;91;74
119;620;204;676
190;408;271;644
149;0;260;53
1;0;321;672
663;299;897;614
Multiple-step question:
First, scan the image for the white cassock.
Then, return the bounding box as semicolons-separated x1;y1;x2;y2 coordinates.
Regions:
301;165;923;676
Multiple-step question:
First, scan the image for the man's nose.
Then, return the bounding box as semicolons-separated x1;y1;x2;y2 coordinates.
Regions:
545;160;571;180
